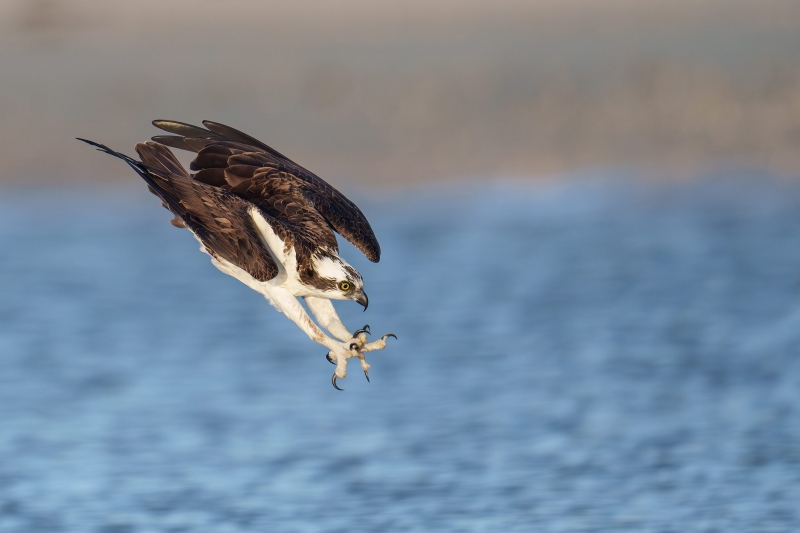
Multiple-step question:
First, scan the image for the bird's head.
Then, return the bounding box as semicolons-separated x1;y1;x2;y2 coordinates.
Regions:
309;254;368;310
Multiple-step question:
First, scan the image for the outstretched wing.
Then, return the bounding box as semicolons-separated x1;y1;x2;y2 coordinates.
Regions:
151;120;381;262
78;138;280;282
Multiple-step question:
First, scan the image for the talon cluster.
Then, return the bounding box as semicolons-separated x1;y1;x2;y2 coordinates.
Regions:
326;325;397;390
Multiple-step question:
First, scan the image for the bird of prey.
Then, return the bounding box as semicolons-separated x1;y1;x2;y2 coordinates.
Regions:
79;120;395;390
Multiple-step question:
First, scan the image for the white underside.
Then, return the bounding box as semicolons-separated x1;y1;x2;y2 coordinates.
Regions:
187;207;371;379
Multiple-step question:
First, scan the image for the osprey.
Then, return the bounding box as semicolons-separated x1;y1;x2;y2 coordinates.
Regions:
79;120;395;390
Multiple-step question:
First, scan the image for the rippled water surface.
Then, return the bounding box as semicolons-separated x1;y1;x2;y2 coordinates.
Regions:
1;178;800;532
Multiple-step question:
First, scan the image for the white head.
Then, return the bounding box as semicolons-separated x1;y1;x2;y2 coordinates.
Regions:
307;254;368;309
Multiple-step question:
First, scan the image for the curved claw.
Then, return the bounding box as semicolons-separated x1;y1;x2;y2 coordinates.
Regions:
353;324;371;337
326;353;336;365
349;342;360;351
364;369;370;383
382;333;397;341
331;374;344;391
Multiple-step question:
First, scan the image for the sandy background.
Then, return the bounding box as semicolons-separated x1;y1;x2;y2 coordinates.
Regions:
2;0;800;186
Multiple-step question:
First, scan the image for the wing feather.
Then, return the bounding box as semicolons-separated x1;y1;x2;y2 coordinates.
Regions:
194;168;229;187
78;138;279;282
150;135;195;152
202;120;290;160
152;120;223;140
150;119;381;262
134;141;280;282
190;146;233;171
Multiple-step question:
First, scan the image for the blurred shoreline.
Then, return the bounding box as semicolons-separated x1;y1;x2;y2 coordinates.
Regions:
2;0;800;186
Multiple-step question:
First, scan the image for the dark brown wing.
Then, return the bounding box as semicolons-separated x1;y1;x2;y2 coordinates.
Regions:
234;167;339;252
151;120;381;262
78;138;279;282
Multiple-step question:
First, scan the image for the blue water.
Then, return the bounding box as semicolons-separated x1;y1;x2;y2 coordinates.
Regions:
1;177;800;532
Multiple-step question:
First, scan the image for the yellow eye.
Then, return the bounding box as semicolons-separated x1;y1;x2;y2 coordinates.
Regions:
339;281;351;291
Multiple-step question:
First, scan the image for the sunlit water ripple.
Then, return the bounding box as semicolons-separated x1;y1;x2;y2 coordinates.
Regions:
1;176;800;532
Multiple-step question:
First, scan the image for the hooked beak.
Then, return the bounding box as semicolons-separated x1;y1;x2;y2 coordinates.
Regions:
356;290;369;311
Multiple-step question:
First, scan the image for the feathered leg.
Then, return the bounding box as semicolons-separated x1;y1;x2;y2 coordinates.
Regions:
304;296;356;342
262;286;362;386
207;255;360;388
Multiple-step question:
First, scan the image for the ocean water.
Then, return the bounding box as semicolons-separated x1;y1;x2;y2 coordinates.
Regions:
1;177;800;532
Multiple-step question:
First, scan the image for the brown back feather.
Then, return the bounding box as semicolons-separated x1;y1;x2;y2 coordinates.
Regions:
134;142;279;282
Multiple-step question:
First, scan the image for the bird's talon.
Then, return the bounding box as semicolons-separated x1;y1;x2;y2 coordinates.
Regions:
332;374;344;391
364;369;370;383
326;353;336;365
383;333;397;341
349;342;360;351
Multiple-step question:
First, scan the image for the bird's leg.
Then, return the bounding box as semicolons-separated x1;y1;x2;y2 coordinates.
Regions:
267;290;359;386
305;296;372;349
304;296;362;343
304;296;389;383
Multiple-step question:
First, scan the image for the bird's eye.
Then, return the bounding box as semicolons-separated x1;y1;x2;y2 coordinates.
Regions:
339;281;351;291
